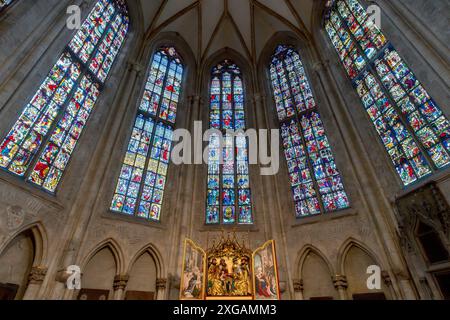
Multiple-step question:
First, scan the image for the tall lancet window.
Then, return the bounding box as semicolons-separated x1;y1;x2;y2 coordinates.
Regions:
110;47;184;222
325;0;450;186
0;0;13;11
269;45;350;217
206;60;252;225
0;0;129;192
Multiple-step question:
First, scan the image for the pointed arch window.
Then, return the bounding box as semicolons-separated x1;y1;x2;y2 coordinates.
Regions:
269;45;350;217
206;60;253;225
110;47;184;221
0;0;13;11
0;0;129;192
325;0;450;186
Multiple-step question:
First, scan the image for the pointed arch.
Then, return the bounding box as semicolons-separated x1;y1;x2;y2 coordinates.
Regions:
81;238;125;275
201;47;255;93
337;237;383;275
259;32;351;217
413;219;450;264
296;244;335;279
202;49;254;225
127;243;165;278
296;244;339;299
0;221;48;267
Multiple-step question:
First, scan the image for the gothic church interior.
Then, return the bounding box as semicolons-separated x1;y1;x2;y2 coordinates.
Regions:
0;0;449;300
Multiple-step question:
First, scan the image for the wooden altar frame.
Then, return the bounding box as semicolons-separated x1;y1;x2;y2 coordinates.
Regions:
252;240;281;300
179;239;207;300
180;238;280;300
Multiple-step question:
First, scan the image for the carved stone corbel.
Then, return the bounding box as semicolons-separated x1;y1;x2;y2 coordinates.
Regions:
28;266;48;284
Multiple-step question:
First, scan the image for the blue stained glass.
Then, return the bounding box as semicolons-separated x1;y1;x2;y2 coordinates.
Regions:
206;60;253;225
0;0;128;192
111;47;184;221
325;0;449;185
270;45;350;217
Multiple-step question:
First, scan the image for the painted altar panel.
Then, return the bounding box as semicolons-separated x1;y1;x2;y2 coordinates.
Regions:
253;240;280;300
206;236;253;300
179;236;280;300
180;239;206;300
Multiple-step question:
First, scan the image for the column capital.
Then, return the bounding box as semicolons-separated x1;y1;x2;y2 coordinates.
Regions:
332;275;348;289
252;93;266;103
312;60;330;72
28;266;48;284
127;61;144;74
188;95;203;105
293;279;304;292
156;278;168;290
113;275;129;291
382;270;392;286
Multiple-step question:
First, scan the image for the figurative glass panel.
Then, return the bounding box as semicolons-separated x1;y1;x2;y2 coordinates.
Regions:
111;47;183;221
270;45;350;217
206;60;253;224
0;0;129;192
325;0;450;185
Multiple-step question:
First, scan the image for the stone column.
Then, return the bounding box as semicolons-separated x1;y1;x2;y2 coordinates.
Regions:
333;275;348;300
156;278;168;300
293;279;304;300
113;275;129;300
51;60;144;300
22;266;48;300
382;270;397;299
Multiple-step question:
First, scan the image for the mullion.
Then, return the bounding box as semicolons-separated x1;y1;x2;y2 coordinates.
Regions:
334;4;437;172
342;0;378;59
22;5;120;185
22;59;87;182
133;54;172;217
3;55;77;175
91;15;121;78
77;1;115;66
67;50;105;91
328;12;359;78
4;1;120;187
375;48;442;169
29;79;98;192
118;53;163;212
219;72;224;223
83;8;121;84
281;57;326;215
234;74;249;224
231;74;238;224
207;73;221;224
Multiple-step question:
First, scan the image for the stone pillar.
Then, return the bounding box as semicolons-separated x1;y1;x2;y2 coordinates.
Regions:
113;275;129;300
293;279;304;300
333;275;348;300
22;266;48;300
51;59;144;300
156;278;168;300
382;270;396;299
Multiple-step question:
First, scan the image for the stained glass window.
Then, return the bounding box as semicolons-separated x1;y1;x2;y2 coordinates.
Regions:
0;0;13;11
206;60;253;225
0;0;129;192
110;47;183;222
325;0;450;186
270;45;350;217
